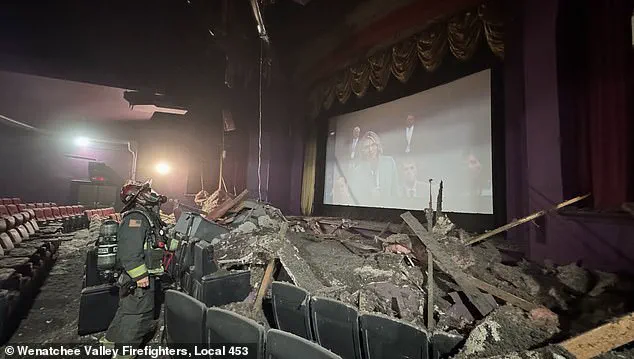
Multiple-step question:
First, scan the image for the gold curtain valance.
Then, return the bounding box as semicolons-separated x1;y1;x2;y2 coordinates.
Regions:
307;1;504;120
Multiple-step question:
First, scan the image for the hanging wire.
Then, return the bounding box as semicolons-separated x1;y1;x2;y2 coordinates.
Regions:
257;39;264;201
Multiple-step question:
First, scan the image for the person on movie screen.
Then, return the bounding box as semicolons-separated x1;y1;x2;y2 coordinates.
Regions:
347;126;361;160
350;131;399;204
402;114;421;154
332;175;354;205
399;161;426;198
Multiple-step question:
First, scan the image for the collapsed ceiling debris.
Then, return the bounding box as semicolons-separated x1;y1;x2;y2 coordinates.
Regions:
164;189;634;359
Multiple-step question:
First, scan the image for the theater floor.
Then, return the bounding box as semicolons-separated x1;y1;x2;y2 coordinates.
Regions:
6;229;94;344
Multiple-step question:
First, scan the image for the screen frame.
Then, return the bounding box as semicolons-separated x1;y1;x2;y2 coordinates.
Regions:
312;51;506;233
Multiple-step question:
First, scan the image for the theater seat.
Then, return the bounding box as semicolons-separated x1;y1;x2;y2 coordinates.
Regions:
15;225;29;241
44;207;55;222
272;281;313;340
7;228;22;245
59;207;69;219
359;313;429;359
206;308;265;357
1;199;12;205
310;296;362;359
52;207;63;220
0;218;6;233
12;198;21;205
27;203;36;209
97;209;105;218
266;329;342;359
43;203;51;207
0;232;14;251
0;205;17;229
36;203;44;208
6;205;25;225
165;290;206;344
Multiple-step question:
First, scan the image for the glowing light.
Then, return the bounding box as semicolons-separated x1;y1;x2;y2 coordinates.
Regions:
74;136;91;147
155;162;171;175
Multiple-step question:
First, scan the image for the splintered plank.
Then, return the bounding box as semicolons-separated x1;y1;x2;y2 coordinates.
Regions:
466;274;540;312
207;189;249;220
466;194;590;246
559;312;634;359
253;258;278;312
401;212;496;317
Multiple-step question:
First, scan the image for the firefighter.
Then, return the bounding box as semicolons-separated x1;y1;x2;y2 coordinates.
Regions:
100;180;172;356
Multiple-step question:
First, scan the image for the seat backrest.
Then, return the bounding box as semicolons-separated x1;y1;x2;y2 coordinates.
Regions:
97;209;105;217
1;199;12;205
35;208;46;220
27;203;36;209
43;203;51;207
164;290;206;344
272;281;313;340
72;205;81;215
266;329;342;359
6;205;18;215
12;198;21;205
0;217;6;233
59;207;69;217
310;296;362;359
52;207;61;217
18;204;27;212
206;308;264;357
0;205;9;216
359;313;429;359
51;202;57;206
36;203;44;208
44;207;54;218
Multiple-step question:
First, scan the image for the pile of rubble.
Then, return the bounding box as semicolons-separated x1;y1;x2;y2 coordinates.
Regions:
193;193;634;358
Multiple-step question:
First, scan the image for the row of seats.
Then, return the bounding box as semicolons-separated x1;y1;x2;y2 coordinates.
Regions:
165;281;447;359
165;290;341;359
85;208;121;222
270;282;431;359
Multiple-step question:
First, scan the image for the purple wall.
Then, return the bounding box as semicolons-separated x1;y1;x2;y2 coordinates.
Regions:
506;0;634;273
0;129;133;204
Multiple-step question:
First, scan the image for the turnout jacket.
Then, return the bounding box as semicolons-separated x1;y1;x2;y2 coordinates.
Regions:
117;207;170;281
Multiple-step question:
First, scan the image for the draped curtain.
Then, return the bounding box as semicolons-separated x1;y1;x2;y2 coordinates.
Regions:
300;127;318;215
308;1;504;119
559;0;634;209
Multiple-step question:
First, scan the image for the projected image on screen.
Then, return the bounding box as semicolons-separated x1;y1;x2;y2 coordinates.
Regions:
323;69;493;214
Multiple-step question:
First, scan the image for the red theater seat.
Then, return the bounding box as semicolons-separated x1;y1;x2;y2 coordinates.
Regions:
0;206;16;229
27;203;36;209
6;204;25;225
51;207;62;220
12;198;21;205
35;208;47;223
0;217;7;233
73;205;81;215
51;202;57;206
36;203;44;208
44;207;55;221
59;207;69;218
1;198;12;205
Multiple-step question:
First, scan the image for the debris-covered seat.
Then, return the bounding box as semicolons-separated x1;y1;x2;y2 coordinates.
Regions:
272;281;313;340
359;313;429;359
266;329;342;359
206;308;265;357
310;296;362;359
165;290;206;344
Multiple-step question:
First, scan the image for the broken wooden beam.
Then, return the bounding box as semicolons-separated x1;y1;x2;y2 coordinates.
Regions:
465;274;540;312
252;258;278;312
466;193;590;246
401;212;496;317
427;250;435;331
289;216;407;234
207;189;249;220
559;312;634;359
